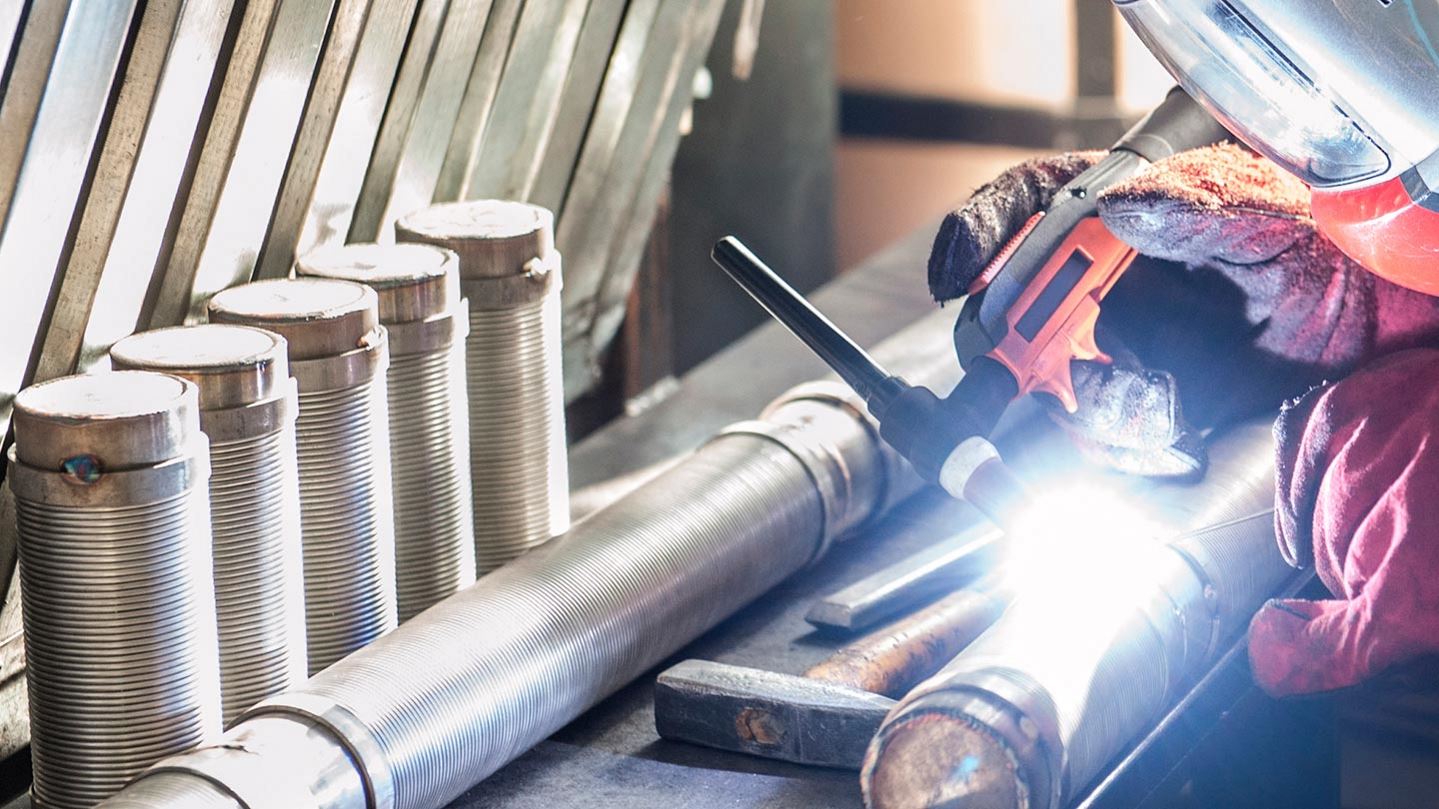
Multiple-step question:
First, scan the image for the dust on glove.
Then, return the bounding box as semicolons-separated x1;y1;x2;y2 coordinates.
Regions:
1249;349;1439;696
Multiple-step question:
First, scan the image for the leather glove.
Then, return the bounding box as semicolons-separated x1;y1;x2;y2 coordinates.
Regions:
930;143;1439;478
1249;349;1439;696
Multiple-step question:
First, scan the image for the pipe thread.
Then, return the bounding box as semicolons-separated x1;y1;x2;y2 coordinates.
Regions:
17;488;221;809
294;380;397;674
387;344;476;621
209;428;308;722
465;291;567;572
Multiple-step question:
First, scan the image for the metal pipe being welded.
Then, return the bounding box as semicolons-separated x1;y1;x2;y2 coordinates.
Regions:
861;418;1291;809
99;306;962;809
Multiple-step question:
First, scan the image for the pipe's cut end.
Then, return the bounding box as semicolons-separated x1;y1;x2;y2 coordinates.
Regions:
862;706;1030;809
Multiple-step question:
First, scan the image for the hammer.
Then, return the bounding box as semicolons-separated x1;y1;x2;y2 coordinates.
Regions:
654;580;1010;769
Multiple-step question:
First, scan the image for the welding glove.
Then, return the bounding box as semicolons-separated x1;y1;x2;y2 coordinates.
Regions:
929;143;1439;478
1248;349;1439;696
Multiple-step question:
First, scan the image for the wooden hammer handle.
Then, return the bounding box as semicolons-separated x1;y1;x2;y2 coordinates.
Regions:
804;582;1009;698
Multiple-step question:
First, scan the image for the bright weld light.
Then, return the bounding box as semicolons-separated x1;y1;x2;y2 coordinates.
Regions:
1002;483;1173;620
995;482;1180;699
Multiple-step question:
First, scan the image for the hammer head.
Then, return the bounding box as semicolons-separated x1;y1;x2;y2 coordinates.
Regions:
654;659;896;769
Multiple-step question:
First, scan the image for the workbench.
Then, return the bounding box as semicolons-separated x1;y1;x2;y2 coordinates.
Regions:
448;224;1337;809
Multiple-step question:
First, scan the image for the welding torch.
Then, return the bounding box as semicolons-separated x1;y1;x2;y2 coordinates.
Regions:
712;88;1229;528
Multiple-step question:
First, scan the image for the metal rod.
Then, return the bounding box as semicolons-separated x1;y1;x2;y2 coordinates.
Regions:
711;236;905;409
806;524;1002;632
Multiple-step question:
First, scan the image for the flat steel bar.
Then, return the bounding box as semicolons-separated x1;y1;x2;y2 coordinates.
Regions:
0;0;138;435
348;0;495;243
806;525;1002;632
554;0;687;389
33;0;234;381
431;0;523;203
454;0;591;202
253;0;420;280
585;0;726;374
528;0;628;215
0;0;28;94
0;0;66;226
346;0;447;225
143;0;336;328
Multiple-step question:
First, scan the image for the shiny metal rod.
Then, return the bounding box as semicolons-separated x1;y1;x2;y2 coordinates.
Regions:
396;200;569;573
297;243;476;620
209;279;396;674
102;306;965;809
110;325;308;724
10;371;221;808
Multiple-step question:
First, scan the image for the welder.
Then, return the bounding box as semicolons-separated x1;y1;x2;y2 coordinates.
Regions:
928;0;1439;696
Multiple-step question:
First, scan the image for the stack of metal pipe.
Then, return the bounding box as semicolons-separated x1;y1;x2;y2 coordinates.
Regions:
92;307;958;809
296;243;476;620
0;0;727;448
209;279;397;674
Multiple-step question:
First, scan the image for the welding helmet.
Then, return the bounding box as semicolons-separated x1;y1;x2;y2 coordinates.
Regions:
1113;0;1439;295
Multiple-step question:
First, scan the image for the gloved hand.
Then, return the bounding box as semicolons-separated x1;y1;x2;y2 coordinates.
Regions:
1249;349;1439;696
930;143;1439;477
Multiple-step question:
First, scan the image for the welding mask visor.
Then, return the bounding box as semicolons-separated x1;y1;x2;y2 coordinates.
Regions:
1115;0;1439;296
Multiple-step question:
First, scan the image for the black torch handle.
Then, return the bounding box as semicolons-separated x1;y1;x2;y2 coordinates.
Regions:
711;237;906;410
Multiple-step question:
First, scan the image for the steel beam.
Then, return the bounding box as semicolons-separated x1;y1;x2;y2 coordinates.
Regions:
449;0;592;202
586;0;726;380
33;0;233;381
524;0;626;214
432;0;523;203
554;0;687;392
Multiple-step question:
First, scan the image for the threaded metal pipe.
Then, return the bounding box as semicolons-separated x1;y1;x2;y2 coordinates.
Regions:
861;419;1294;809
297;243;475;621
100;307;960;809
9;371;221;809
209;279;396;674
396;201;568;572
111;325;308;724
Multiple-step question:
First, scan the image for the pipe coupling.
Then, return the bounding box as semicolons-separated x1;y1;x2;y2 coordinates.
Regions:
244;694;395;809
714;419;853;564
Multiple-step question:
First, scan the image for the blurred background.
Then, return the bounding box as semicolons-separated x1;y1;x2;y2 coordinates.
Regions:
664;0;1172;393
